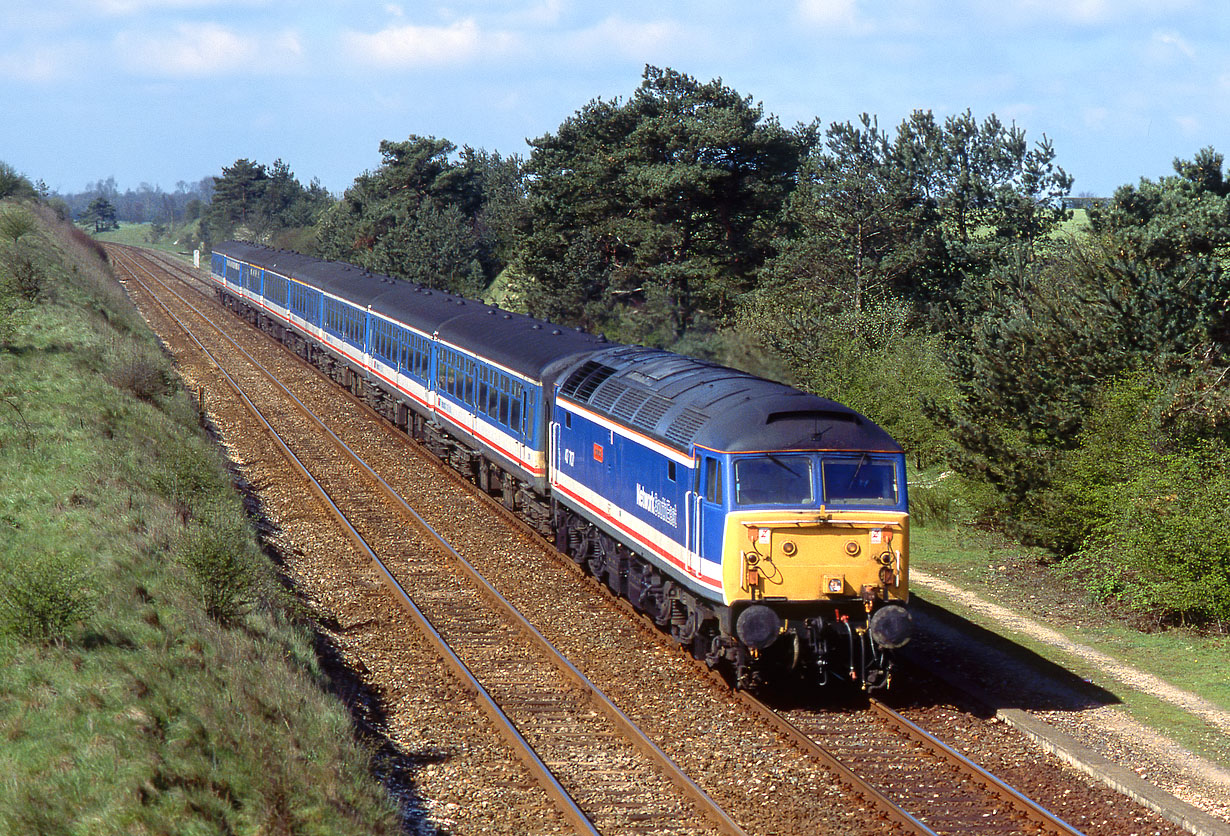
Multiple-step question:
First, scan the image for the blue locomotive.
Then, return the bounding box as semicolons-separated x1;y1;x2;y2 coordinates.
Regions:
211;241;911;689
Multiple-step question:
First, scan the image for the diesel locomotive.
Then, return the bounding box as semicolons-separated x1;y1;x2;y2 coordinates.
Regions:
210;241;911;690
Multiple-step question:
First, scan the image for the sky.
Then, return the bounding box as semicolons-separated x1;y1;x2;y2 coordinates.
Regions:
3;0;1229;199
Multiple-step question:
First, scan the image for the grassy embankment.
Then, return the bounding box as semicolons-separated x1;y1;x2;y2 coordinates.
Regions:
0;202;400;834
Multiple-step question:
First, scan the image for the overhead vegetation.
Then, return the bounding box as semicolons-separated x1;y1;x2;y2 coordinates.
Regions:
203;157;333;248
314;137;522;297
512;66;811;345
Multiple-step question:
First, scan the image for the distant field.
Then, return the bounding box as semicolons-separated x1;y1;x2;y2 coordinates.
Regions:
1057;207;1090;237
88;221;198;260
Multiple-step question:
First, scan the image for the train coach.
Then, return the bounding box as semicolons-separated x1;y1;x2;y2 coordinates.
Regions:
210;241;912;690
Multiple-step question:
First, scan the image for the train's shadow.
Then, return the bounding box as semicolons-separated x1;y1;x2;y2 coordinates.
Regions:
893;592;1122;715
757;593;1122;717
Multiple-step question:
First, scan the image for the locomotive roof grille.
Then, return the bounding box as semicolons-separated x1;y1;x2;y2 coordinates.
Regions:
590;378;627;411
633;394;672;429
610;388;651;421
561;360;618;400
664;407;709;447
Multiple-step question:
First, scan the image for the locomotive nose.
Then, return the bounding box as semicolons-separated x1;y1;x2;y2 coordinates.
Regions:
736;604;783;650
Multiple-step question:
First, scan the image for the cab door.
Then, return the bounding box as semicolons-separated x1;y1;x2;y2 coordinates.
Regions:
690;454;725;578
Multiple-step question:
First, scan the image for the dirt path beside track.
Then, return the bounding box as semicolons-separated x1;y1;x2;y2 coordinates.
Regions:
911;570;1230;824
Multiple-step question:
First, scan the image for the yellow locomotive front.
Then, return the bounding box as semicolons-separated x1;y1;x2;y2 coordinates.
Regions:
717;451;911;689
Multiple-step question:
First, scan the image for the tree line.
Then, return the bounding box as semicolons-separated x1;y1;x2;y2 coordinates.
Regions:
12;65;1228;629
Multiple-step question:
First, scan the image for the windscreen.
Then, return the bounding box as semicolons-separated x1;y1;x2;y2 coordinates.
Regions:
734;456;814;506
822;457;898;506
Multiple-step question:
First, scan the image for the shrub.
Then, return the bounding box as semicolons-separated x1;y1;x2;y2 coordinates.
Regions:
176;512;264;625
0;552;96;642
1052;376;1230;627
1065;440;1230;627
105;342;176;403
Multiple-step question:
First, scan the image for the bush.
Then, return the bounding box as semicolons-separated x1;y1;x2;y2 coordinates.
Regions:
176;512;265;626
105;342;176;403
1052;376;1230;627
0;552;96;642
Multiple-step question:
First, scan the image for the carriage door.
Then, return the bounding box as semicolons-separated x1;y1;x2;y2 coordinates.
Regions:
691;455;725;578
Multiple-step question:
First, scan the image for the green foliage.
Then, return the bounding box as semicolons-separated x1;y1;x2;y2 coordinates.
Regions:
1091;146;1230;273
941;148;1230;545
204;158;332;245
761;115;930;316
738;291;958;469
79;196;119;232
315;137;517;295
514;65;811;342
0;202;400;832
0;162;37;201
176;511;265;625
1052;377;1230;627
105;340;177;404
0;552;96;642
0;206;46;347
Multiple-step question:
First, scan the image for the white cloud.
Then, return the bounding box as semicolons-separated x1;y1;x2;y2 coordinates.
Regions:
93;0;247;15
114;22;301;77
1083;106;1111;129
980;0;1200;29
1174;114;1200;134
797;0;859;28
341;18;512;68
0;42;87;82
560;16;685;62
1151;30;1195;60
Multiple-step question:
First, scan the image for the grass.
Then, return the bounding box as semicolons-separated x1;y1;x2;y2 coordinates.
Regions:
0;201;400;834
912;523;1230;768
88;221;201;263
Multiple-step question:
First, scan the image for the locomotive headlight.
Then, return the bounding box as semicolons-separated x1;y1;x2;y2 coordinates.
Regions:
877;552;893;566
781;540;797;557
844;540;860;556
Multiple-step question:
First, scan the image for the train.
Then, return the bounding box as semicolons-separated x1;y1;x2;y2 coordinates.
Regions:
209;241;912;690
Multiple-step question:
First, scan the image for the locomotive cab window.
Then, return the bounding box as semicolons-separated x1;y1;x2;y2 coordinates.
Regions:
703;457;722;504
821;457;898;506
734;455;813;506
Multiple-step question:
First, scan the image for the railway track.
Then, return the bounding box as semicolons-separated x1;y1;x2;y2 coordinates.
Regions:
108;245;746;836
740;691;1087;836
111;245;1193;836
